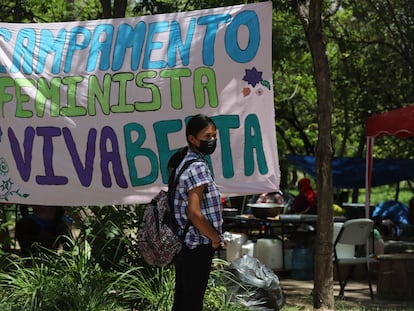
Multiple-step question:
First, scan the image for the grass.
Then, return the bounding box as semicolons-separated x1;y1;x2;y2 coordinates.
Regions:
355;181;413;205
0;241;123;311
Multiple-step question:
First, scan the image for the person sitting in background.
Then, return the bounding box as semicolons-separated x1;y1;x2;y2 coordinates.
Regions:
332;192;346;217
371;200;409;239
291;178;317;214
15;205;72;256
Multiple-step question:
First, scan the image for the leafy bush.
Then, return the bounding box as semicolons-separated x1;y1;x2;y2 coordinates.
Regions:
112;258;250;311
0;240;124;311
73;204;146;270
113;266;175;311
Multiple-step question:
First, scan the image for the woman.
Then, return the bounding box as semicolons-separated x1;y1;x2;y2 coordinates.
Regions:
168;114;223;311
291;178;317;214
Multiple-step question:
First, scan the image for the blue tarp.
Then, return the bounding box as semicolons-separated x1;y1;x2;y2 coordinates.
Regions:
286;154;414;189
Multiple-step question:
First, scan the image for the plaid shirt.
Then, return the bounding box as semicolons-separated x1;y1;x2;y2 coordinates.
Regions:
173;149;222;249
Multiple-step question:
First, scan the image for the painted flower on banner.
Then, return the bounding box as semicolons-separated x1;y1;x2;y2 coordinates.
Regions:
0;157;30;201
0;158;8;176
242;67;271;97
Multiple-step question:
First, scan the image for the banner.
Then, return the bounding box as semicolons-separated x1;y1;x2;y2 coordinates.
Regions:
0;2;280;206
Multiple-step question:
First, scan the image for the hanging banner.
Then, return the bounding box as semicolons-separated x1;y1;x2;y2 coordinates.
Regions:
0;2;279;205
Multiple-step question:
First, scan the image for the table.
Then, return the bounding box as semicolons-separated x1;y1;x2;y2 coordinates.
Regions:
223;214;346;270
223;214;345;237
342;203;374;219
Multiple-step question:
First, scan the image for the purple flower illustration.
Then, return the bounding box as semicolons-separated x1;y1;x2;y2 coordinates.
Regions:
242;67;263;87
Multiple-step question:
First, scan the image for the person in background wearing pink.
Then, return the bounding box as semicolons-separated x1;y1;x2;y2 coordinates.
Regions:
291;178;317;214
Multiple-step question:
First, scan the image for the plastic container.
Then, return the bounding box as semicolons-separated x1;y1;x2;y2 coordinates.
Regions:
291;245;313;280
255;238;283;270
241;241;255;257
224;232;248;262
284;248;293;270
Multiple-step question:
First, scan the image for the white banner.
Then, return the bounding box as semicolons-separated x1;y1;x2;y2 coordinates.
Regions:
0;2;280;206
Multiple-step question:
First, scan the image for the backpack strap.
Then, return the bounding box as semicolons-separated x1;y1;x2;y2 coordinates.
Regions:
168;157;204;208
168;157;205;238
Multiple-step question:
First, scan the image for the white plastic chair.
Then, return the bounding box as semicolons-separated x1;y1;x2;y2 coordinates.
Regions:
333;218;376;299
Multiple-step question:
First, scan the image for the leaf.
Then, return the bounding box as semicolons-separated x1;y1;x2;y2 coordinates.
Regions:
261;80;271;90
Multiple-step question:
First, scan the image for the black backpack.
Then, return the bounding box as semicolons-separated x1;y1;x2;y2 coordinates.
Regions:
137;158;201;267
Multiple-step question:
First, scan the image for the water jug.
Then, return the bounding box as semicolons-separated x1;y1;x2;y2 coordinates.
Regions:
255;238;283;270
291;244;313;280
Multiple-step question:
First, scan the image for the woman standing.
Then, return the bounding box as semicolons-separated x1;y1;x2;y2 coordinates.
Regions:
168;114;223;311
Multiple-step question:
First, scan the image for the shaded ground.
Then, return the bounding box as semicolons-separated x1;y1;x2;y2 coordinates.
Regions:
279;277;414;310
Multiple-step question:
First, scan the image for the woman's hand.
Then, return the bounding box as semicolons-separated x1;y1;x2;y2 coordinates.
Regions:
212;239;221;249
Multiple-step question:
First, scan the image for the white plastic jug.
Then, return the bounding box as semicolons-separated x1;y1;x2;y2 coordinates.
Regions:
224;232;248;262
255;238;283;270
241;241;255;257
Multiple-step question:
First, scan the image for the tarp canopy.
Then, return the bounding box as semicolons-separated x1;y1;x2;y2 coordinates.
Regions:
365;104;414;217
286;154;414;189
366;104;414;138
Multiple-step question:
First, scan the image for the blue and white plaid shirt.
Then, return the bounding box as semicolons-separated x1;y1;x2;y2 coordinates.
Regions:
173;149;222;249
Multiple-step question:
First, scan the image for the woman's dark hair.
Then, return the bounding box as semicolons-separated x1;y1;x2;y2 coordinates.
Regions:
167;114;215;172
185;114;216;145
168;147;188;173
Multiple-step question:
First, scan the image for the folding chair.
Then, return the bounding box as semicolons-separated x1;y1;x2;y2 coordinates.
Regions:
333;218;376;299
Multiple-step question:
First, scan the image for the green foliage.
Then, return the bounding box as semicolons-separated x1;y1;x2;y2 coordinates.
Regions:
326;0;414;159
26;0;102;22
0;0;102;22
0;229;252;311
358;181;413;206
113;266;175;310
112;258;250;311
74;204;145;270
0;241;123;311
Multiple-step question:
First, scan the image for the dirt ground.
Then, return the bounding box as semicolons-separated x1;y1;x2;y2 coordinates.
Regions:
279;277;414;310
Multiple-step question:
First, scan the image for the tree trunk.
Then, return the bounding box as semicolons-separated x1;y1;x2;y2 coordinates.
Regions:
292;0;335;309
100;0;112;18
100;0;127;18
114;0;127;18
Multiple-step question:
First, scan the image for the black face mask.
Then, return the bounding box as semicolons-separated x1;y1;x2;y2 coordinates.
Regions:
198;138;217;155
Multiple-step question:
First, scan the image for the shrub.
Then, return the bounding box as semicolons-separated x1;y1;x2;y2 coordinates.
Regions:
0;240;123;311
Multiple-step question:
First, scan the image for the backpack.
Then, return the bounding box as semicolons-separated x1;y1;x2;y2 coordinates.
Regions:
137;158;201;267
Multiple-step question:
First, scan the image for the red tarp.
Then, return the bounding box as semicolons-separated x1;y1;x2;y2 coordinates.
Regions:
365;104;414;217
